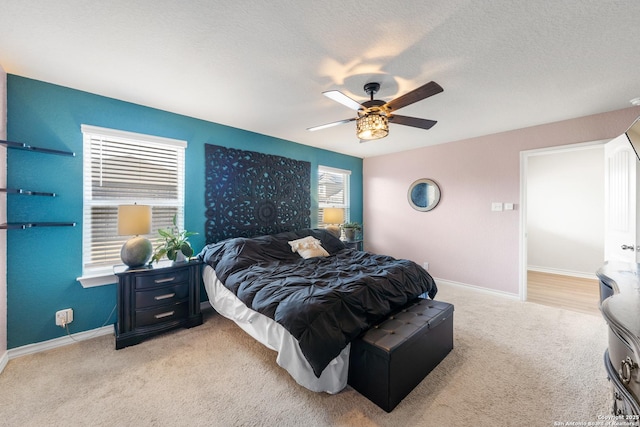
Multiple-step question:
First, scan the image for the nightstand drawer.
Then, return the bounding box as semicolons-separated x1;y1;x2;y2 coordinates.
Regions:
135;283;189;308
136;301;189;328
135;269;189;289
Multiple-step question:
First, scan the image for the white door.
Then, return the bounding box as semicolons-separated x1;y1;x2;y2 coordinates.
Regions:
604;133;639;262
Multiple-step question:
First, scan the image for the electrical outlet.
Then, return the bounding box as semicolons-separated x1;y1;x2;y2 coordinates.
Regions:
55;308;73;327
423;261;429;270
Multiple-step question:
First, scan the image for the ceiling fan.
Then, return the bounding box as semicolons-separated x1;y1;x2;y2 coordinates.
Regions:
307;81;443;141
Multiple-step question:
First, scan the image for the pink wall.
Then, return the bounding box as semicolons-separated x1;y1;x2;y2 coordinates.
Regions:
364;106;640;295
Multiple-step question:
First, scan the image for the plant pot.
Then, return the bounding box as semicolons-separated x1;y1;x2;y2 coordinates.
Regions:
344;228;356;241
174;251;187;263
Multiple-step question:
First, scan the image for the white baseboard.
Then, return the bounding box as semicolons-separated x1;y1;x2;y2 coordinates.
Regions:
2;303;214;371
6;325;113;361
527;266;597;280
0;350;8;375
434;278;521;300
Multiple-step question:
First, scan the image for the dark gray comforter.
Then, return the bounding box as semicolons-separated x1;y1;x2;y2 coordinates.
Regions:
198;229;437;377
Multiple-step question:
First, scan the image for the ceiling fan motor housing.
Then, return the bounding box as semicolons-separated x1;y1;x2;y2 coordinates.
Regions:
359;99;387;115
360;83;389;118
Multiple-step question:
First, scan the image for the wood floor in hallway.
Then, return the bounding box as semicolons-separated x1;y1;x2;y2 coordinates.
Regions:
526;270;601;316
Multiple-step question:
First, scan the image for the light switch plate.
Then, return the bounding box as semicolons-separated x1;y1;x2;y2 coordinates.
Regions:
491;202;503;212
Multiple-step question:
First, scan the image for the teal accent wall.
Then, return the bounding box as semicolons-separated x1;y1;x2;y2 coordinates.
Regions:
6;75;363;349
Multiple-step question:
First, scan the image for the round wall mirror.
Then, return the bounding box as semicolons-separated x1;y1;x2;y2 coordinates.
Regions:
407;178;441;212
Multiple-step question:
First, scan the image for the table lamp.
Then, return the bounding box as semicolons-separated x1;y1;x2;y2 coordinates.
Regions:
118;204;152;267
323;207;344;238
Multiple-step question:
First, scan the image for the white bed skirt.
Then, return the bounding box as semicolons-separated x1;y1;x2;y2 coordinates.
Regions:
202;265;349;394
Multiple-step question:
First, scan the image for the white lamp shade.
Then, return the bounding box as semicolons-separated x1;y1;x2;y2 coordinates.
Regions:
323;208;344;224
118;205;151;236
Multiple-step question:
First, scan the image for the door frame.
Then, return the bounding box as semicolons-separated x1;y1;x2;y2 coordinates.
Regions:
518;139;608;301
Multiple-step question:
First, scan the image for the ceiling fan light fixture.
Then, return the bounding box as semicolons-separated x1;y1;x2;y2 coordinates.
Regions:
356;113;389;140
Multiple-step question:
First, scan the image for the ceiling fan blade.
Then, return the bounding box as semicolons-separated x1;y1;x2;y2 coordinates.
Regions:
323;90;363;111
385;81;443;112
307;117;356;132
389;115;438;130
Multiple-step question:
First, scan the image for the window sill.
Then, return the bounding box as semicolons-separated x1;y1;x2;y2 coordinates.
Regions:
77;270;117;288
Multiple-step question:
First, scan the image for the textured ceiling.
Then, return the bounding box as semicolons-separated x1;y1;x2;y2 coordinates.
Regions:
1;1;640;158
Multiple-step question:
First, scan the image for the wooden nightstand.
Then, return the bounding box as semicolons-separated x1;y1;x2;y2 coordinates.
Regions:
342;239;363;251
113;259;204;349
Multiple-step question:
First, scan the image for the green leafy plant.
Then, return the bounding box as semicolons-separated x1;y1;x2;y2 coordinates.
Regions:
151;214;198;262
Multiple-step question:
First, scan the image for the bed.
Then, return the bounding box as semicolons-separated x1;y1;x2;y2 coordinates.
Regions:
198;228;437;394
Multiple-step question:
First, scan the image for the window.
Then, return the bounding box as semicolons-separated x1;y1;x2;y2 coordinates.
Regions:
318;165;351;227
79;125;187;286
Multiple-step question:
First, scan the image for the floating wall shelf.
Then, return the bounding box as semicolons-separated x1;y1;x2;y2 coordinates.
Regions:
0;140;75;157
0;222;76;230
2;139;76;230
1;188;57;197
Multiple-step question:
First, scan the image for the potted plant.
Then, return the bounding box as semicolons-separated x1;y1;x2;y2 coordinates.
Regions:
342;222;362;241
151;214;198;263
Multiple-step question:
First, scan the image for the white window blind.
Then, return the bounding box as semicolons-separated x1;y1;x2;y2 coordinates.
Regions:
81;125;187;274
318;165;351;226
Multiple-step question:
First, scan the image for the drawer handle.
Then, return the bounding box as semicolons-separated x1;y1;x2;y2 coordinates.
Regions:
154;277;176;284
619;356;637;384
154;293;176;301
154;311;175;319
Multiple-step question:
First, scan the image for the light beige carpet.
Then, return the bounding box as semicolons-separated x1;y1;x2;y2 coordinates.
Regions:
0;284;610;427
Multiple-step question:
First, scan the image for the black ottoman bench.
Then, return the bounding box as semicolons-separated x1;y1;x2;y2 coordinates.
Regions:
347;298;454;412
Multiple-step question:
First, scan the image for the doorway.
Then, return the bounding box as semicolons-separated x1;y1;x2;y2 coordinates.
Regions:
520;141;606;314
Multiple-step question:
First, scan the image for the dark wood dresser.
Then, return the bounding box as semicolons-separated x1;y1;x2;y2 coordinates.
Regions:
114;259;203;349
598;261;640;416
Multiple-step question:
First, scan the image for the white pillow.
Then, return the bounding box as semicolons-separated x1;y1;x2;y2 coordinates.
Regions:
296;245;330;259
288;236;320;251
288;236;329;259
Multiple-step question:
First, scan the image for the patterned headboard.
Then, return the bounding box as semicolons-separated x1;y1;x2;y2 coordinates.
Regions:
204;144;311;243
